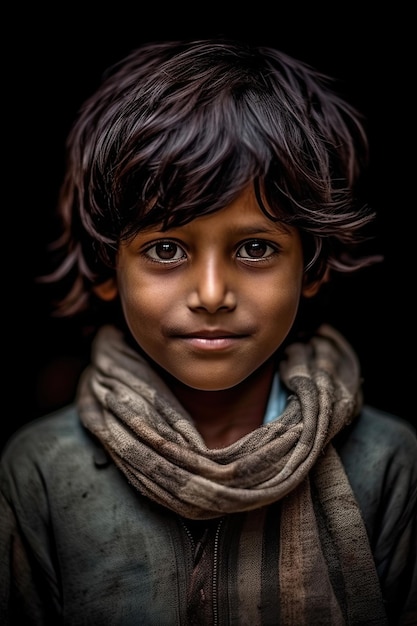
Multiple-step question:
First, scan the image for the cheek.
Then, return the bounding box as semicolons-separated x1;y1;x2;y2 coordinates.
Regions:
258;272;304;338
269;290;301;328
116;271;166;335
264;266;304;313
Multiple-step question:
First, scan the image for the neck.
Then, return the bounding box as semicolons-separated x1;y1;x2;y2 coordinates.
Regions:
163;358;276;449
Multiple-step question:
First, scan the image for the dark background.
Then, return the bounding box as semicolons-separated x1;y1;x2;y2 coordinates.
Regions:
4;6;415;450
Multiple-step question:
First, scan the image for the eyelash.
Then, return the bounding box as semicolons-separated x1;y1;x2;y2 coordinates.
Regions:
142;239;280;265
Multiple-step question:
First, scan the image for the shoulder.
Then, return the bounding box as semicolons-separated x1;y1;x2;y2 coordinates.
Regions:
337;404;417;467
1;404;96;467
337;405;417;488
0;405;107;500
0;405;134;538
336;405;417;538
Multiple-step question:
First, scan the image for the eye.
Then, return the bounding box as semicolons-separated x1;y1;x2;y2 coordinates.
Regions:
236;239;278;260
144;240;186;263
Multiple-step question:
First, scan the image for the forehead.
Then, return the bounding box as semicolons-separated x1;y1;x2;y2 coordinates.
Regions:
182;188;292;235
127;185;296;243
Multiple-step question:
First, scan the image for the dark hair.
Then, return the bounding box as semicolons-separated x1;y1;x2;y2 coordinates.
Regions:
43;38;379;316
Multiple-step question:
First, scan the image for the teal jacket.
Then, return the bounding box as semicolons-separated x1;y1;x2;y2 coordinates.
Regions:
0;405;416;625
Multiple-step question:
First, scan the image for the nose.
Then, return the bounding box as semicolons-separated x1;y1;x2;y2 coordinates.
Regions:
186;255;237;313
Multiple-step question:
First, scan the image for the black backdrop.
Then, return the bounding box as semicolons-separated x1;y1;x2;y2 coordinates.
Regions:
4;6;415;450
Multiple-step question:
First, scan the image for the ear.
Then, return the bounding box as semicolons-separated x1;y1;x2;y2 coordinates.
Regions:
301;268;330;299
93;278;118;301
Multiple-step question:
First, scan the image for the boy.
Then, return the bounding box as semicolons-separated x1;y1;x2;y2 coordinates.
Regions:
1;39;416;625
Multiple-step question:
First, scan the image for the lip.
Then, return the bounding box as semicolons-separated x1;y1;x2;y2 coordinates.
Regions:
172;329;251;351
180;329;247;338
179;335;247;351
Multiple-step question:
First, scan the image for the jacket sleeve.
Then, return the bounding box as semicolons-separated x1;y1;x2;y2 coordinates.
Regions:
0;455;62;625
338;407;417;626
373;439;417;626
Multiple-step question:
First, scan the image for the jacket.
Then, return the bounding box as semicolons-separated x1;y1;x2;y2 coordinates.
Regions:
1;404;416;625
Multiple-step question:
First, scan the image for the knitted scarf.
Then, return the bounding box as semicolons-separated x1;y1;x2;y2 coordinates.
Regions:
78;324;387;624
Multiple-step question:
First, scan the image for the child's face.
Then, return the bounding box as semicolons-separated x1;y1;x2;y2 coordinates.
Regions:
101;185;315;391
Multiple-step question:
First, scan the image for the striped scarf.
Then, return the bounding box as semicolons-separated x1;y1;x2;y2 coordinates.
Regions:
78;324;387;624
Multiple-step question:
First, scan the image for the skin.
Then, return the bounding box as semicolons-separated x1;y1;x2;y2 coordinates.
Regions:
95;185;321;448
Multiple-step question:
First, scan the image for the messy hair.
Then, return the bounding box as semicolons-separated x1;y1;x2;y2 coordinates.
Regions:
43;38;378;316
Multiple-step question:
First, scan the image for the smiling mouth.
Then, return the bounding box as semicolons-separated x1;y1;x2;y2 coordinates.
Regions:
176;328;251;339
173;330;250;351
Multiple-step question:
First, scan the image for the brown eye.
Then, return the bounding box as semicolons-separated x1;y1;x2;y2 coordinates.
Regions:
237;240;276;259
145;241;186;263
155;242;178;259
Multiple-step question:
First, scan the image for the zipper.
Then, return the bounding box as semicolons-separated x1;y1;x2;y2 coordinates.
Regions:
212;517;224;626
179;516;225;626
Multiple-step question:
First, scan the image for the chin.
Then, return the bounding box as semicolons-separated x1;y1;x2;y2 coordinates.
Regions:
173;372;253;392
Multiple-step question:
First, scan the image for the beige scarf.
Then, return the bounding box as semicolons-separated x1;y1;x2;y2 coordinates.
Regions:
78;324;387;624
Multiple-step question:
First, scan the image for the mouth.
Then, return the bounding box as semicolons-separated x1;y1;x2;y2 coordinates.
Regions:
171;329;251;351
183;329;245;338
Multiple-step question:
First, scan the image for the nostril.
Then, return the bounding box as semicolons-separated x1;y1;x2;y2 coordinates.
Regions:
187;288;237;313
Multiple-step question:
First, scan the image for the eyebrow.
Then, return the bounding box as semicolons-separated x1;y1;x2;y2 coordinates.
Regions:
229;223;292;237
